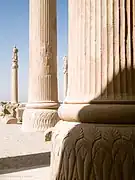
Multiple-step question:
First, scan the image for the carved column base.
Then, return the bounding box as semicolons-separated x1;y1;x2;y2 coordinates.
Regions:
22;107;59;132
51;120;135;180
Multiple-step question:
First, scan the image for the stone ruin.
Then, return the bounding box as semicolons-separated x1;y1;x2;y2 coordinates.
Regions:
0;101;25;124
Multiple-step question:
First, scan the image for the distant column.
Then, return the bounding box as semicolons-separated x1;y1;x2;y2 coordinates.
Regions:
22;0;59;132
63;56;68;99
11;46;18;104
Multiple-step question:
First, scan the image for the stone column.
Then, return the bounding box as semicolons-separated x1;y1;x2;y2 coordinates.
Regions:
11;46;18;104
51;0;135;179
22;0;59;132
58;0;135;121
63;56;68;99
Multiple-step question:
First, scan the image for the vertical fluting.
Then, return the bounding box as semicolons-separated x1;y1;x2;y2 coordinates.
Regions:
114;0;121;99
85;0;91;96
63;56;68;98
90;0;95;99
22;0;59;132
132;0;135;96
107;0;114;98
28;0;40;102
126;0;132;98
95;0;101;98
120;0;126;99
101;0;108;99
66;0;135;104
28;0;58;103
11;69;18;103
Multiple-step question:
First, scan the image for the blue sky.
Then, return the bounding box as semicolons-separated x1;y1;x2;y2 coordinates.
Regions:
0;0;68;102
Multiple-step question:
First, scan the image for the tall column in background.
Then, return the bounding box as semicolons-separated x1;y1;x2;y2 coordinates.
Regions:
63;56;68;99
22;0;59;132
11;46;19;104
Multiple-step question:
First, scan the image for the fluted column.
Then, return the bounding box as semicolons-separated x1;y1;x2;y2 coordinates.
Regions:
63;56;68;98
22;0;59;132
51;1;135;179
11;46;18;104
58;0;135;122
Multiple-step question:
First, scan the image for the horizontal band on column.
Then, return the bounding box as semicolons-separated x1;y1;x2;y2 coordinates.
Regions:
26;102;59;109
64;100;135;105
58;104;135;124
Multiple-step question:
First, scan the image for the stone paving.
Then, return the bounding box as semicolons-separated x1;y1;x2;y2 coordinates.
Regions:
0;124;51;158
0;124;51;179
0;166;50;180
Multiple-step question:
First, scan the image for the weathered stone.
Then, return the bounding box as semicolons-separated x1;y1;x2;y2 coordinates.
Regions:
16;106;25;122
22;109;59;132
11;46;19;104
51;121;135;180
51;0;135;179
63;56;68;99
22;0;59;132
0;102;19;118
58;0;135;121
0;116;17;124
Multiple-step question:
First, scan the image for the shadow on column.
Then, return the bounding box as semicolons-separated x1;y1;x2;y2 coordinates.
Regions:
54;68;135;180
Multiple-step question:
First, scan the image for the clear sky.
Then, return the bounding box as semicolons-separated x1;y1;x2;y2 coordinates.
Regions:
0;0;68;102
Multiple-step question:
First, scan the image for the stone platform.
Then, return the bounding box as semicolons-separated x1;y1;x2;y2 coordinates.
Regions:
0;124;51;179
0;166;50;180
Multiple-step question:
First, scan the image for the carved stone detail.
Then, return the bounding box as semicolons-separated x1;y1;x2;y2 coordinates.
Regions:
63;56;68;74
40;43;53;75
22;0;58;131
22;109;59;132
63;56;68;98
51;121;135;180
12;46;18;69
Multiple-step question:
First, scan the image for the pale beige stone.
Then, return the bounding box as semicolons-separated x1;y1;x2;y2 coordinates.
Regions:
50;120;80;179
11;46;18;104
0;116;17;124
51;1;135;179
22;109;59;132
59;0;135;122
51;120;135;180
65;0;135;103
63;56;68;98
22;0;59;132
16;107;25;122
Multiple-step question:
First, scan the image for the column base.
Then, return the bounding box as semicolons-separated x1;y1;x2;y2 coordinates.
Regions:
22;104;59;132
51;120;135;180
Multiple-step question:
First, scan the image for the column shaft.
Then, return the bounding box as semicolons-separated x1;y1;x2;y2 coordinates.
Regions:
65;0;135;103
52;1;135;179
11;47;18;104
63;56;68;98
22;0;59;132
28;0;58;103
58;0;135;122
11;69;18;103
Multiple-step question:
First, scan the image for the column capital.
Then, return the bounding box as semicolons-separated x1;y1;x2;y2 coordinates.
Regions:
12;46;18;69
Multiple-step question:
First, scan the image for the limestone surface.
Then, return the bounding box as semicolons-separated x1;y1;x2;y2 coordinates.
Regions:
22;0;59;132
51;120;135;180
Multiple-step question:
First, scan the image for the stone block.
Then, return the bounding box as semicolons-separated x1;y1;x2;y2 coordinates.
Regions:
0;116;17;124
